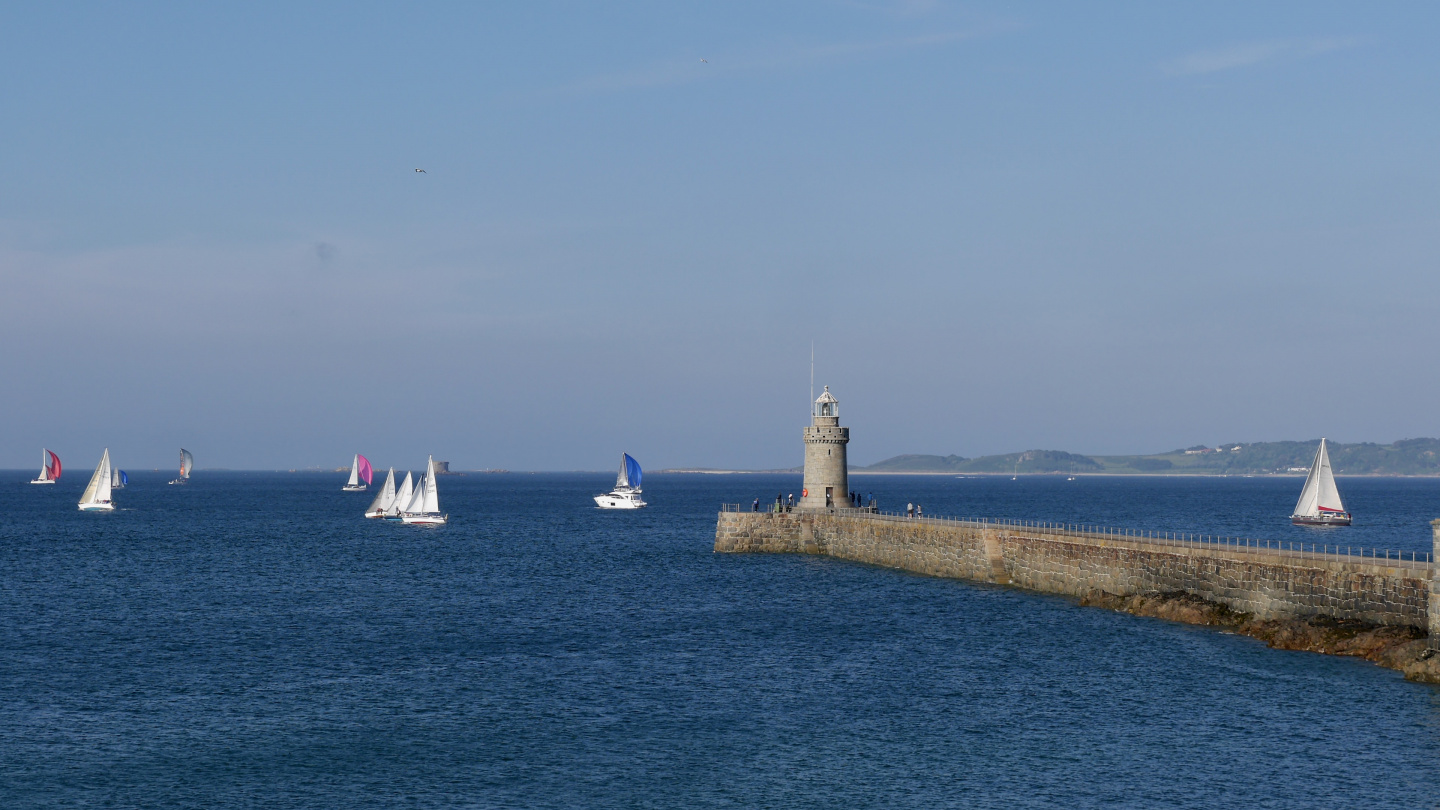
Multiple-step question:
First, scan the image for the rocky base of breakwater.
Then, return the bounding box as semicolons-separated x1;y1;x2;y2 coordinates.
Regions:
1080;590;1440;685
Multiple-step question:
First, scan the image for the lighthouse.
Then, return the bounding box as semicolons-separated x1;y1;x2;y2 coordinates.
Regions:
800;386;849;509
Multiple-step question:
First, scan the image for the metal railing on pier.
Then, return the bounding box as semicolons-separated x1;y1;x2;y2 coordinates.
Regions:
719;505;1434;570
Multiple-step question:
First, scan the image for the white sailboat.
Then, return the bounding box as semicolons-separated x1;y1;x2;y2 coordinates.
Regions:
384;471;415;521
110;468;128;489
169;448;193;485
343;453;372;492
78;449;115;511
1291;438;1351;526
401;456;448;525
594;453;645;509
31;449;61;485
365;467;397;518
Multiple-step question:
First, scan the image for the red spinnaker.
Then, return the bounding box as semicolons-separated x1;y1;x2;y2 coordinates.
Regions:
47;450;61;480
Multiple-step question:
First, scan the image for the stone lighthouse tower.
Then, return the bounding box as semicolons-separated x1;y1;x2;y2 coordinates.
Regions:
801;386;849;509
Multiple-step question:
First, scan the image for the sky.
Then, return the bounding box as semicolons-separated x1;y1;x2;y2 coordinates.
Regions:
2;1;1438;471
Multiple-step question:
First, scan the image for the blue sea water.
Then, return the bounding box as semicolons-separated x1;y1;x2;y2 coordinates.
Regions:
1;471;1438;808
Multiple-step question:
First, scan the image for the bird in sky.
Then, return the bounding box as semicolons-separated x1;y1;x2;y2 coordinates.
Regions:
415;168;426;173
700;59;708;63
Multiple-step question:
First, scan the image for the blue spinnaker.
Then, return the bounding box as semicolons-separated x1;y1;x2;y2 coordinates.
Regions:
119;470;128;485
624;454;642;491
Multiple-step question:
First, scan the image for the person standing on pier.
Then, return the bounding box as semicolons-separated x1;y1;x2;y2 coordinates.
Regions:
907;502;914;518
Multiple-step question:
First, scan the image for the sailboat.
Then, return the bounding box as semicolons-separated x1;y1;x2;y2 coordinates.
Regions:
110;468;128;489
1291;438;1351;526
384;471;414;521
401;456;448;525
594;453;645;509
365;467;397;518
343;453;372;492
169;448;193;485
78;449;115;511
30;449;61;485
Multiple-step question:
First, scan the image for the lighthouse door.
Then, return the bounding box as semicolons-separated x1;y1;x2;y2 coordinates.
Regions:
825;487;833;507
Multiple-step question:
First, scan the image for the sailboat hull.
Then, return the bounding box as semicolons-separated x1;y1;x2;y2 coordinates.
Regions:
78;502;115;512
400;513;448;525
343;484;367;492
30;479;56;485
1291;513;1352;527
364;508;387;519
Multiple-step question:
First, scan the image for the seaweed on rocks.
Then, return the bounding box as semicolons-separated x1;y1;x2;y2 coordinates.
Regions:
1079;590;1440;684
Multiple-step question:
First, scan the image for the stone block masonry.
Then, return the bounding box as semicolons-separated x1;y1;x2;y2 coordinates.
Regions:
716;510;1435;631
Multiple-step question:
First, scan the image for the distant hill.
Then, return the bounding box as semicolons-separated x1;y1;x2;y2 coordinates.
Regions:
858;438;1440;476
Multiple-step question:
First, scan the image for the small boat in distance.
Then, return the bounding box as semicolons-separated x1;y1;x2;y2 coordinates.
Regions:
79;449;115;511
111;468;128;489
401;456;448;525
365;467;397;518
343;454;372;492
169;448;193;485
385;471;414;521
1291;438;1351;526
31;449;61;485
594;453;645;509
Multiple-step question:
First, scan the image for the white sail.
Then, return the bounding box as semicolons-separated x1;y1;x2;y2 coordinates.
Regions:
1293;439;1345;517
347;454;360;488
80;450;112;507
367;467;396;514
422;456;440;513
37;449;52;481
615;454;630;489
111;469;120;487
390;472;414;516
179;448;193;478
405;474;427;513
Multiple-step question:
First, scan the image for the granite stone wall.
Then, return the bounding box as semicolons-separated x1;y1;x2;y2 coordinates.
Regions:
716;511;1434;630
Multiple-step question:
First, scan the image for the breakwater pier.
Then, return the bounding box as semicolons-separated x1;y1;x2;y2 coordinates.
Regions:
721;386;1440;682
714;508;1440;680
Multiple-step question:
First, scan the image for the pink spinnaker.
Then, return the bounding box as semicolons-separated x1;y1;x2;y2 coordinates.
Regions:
357;454;373;486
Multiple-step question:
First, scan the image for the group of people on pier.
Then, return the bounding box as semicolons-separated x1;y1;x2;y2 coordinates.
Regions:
749;491;877;512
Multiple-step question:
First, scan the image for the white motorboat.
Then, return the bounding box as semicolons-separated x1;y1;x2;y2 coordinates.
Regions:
365;467;397;518
400;456;448;525
78;449;115;511
169;448;193;485
594;453;645;509
343;453;372;491
31;449;60;485
1291;438;1351;526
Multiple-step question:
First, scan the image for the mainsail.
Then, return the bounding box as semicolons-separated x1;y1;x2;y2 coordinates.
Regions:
422;456;440;513
1292;438;1346;517
389;472;414;517
347;455;360;488
404;474;427;513
179;448;193;479
80;449;112;508
367;467;397;515
616;453;642;492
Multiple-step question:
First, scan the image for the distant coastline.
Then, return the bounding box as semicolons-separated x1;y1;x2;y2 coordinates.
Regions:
854;438;1440;477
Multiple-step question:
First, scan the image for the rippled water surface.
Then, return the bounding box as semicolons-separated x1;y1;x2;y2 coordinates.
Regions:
2;471;1438;808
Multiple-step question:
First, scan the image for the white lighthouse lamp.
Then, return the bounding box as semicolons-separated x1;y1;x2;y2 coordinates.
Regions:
814;386;839;420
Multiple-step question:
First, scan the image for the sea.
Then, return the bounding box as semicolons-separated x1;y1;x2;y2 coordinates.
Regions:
2;471;1438;808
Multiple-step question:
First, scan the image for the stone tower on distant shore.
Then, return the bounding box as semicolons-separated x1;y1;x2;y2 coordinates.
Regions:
800;386;849;509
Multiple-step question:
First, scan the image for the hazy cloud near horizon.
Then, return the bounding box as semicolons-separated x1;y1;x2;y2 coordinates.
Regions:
2;2;1438;471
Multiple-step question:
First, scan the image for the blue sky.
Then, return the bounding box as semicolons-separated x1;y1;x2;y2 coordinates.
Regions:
2;2;1437;470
